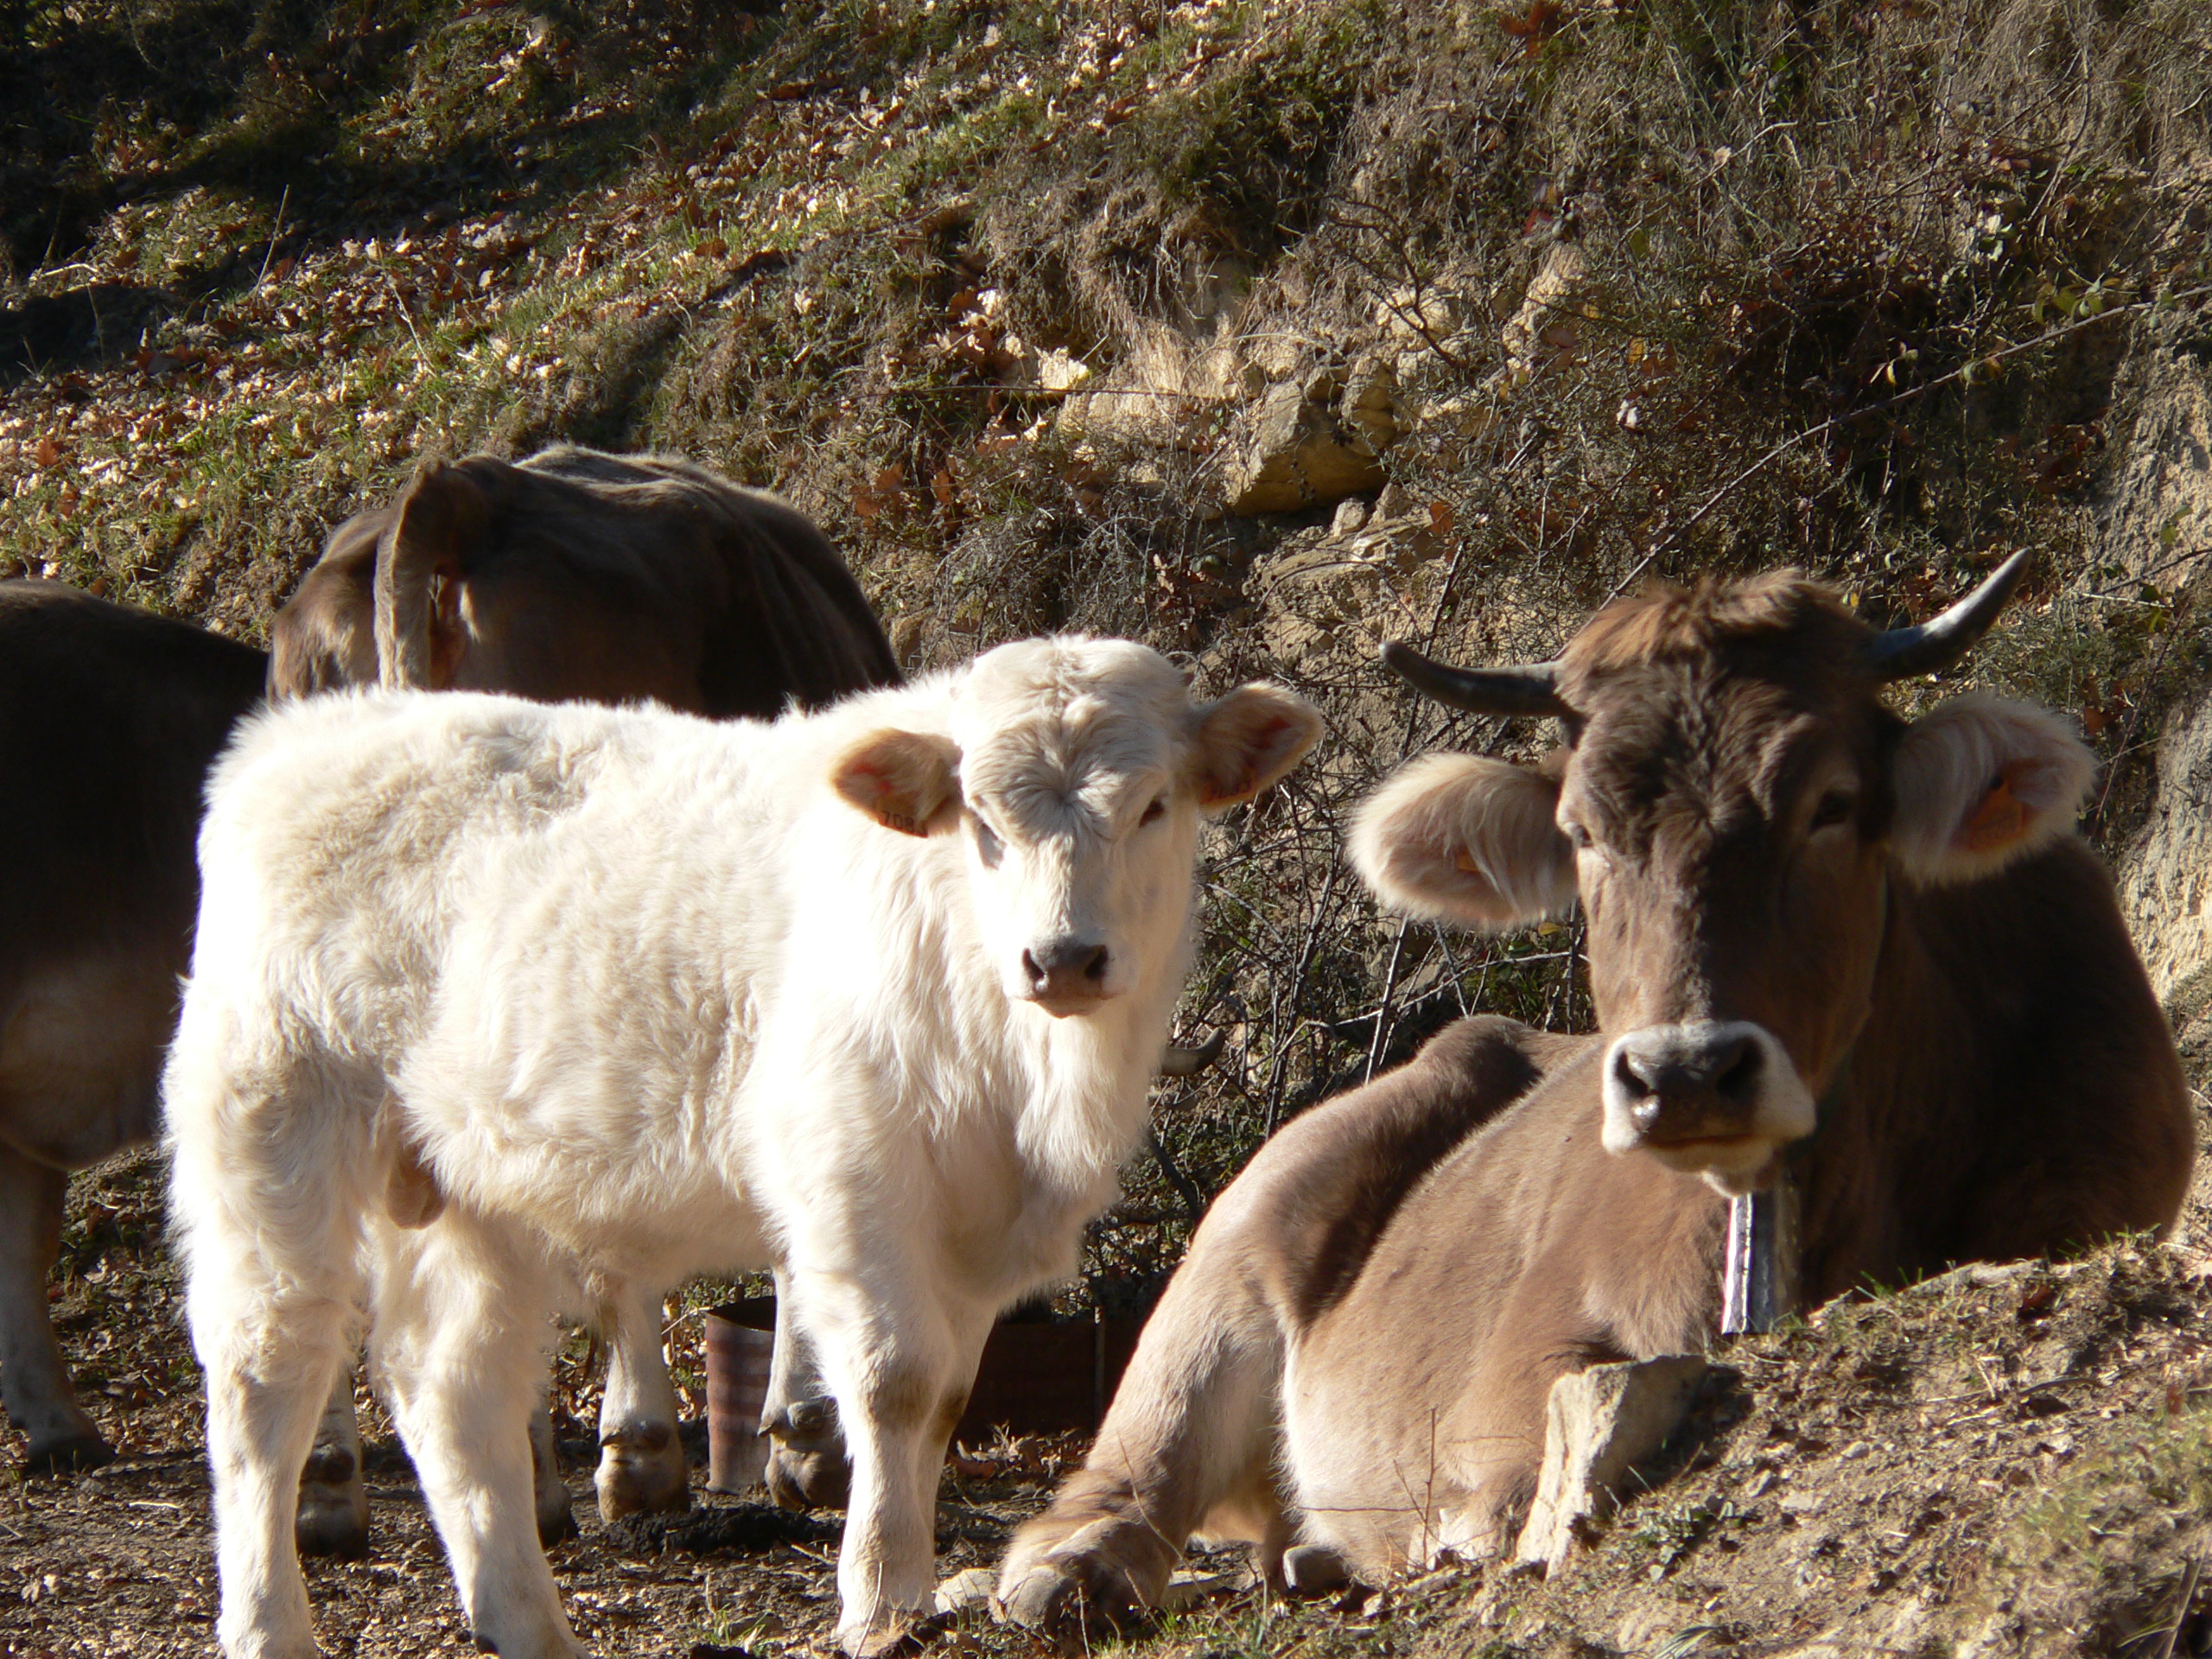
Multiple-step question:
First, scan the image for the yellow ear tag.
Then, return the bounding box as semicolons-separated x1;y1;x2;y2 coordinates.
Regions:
1959;772;2030;853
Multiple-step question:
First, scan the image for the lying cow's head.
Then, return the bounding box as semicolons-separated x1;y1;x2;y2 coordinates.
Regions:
832;638;1320;1016
1351;556;2094;1195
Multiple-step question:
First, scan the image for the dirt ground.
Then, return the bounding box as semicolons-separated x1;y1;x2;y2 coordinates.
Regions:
10;1138;2212;1659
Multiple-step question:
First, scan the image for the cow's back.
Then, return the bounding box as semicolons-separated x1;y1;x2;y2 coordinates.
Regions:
0;583;267;1160
517;448;899;716
0;584;267;979
1803;840;2195;1294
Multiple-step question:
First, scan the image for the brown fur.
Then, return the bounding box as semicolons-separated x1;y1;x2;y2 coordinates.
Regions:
0;583;268;1471
269;445;899;715
1000;571;2192;1626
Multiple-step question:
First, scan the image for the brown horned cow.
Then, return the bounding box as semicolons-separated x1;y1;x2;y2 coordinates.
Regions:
998;556;2194;1621
270;444;902;1554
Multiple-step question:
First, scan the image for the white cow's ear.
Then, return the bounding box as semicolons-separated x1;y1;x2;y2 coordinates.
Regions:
1891;694;2094;885
1190;683;1323;813
1349;753;1576;930
831;729;962;836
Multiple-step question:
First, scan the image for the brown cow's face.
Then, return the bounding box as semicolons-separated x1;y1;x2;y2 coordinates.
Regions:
1557;677;1888;1194
1352;575;2096;1197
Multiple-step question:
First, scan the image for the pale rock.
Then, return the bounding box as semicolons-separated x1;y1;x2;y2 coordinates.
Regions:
1158;1563;1256;1610
2104;315;2212;998
1375;480;1418;521
1037;348;1093;393
1512;1355;1707;1574
934;1566;998;1615
1497;241;1590;377
1226;381;1386;514
1332;498;1371;537
1340;355;1402;457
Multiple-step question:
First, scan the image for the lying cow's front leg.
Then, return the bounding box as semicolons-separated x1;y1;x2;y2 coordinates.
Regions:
798;1271;988;1656
0;1150;112;1474
995;1185;1293;1631
594;1281;690;1522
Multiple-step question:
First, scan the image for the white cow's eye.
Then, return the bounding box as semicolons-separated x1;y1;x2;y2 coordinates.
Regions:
1141;796;1167;826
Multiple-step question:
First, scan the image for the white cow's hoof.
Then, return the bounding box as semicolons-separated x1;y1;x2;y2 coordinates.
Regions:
594;1427;690;1522
295;1442;370;1560
836;1609;945;1658
537;1481;580;1545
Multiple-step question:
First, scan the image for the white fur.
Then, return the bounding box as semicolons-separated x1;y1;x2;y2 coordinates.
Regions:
1891;694;2096;886
162;636;1315;1659
1347;753;1577;929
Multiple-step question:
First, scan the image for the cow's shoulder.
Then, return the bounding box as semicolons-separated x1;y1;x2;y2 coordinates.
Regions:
1228;1016;1587;1324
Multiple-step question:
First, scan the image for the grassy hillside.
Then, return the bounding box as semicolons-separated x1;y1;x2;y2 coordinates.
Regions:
4;0;2212;1652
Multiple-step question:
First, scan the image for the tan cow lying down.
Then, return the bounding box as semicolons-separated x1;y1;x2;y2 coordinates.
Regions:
999;558;2193;1622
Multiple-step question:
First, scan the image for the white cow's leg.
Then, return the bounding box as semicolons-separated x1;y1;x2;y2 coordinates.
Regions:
802;1272;987;1655
182;1178;360;1659
374;1233;575;1659
593;1282;688;1521
295;1369;370;1559
761;1268;849;1510
531;1393;576;1543
0;1150;111;1472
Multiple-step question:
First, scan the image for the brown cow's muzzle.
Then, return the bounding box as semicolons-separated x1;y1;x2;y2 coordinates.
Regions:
1600;1021;1816;1195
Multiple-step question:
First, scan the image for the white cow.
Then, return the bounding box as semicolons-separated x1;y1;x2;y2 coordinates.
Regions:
162;636;1319;1659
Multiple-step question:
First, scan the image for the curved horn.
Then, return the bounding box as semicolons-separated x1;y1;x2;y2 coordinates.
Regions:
1158;1029;1227;1078
1861;550;2034;680
1380;641;1568;718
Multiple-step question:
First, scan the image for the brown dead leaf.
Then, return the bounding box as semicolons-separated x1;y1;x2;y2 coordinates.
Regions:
1496;0;1565;57
35;435;63;467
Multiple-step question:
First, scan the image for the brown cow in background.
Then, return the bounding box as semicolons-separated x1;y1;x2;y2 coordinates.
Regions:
270;444;901;1556
271;444;899;713
997;556;2194;1624
0;585;268;1474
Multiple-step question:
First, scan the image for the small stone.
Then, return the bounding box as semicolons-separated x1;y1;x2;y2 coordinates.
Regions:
933;1567;998;1615
1331;499;1370;537
1512;1355;1708;1573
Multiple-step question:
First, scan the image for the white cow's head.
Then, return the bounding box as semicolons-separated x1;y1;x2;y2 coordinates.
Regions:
831;638;1320;1015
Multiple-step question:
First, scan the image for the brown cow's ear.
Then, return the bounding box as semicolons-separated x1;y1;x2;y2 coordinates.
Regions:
831;729;962;836
1349;753;1577;929
375;459;498;690
1190;683;1323;813
1891;694;2095;885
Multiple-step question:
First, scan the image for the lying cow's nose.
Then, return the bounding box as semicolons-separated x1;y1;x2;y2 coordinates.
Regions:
1021;939;1111;1006
1612;1028;1762;1135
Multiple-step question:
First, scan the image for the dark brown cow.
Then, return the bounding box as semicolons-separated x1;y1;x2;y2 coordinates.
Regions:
997;558;2193;1620
0;583;268;1473
270;444;899;715
269;444;902;1553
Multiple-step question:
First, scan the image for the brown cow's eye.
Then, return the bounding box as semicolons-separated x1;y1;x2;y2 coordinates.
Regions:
1141;797;1167;826
1561;819;1592;852
1812;790;1856;830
